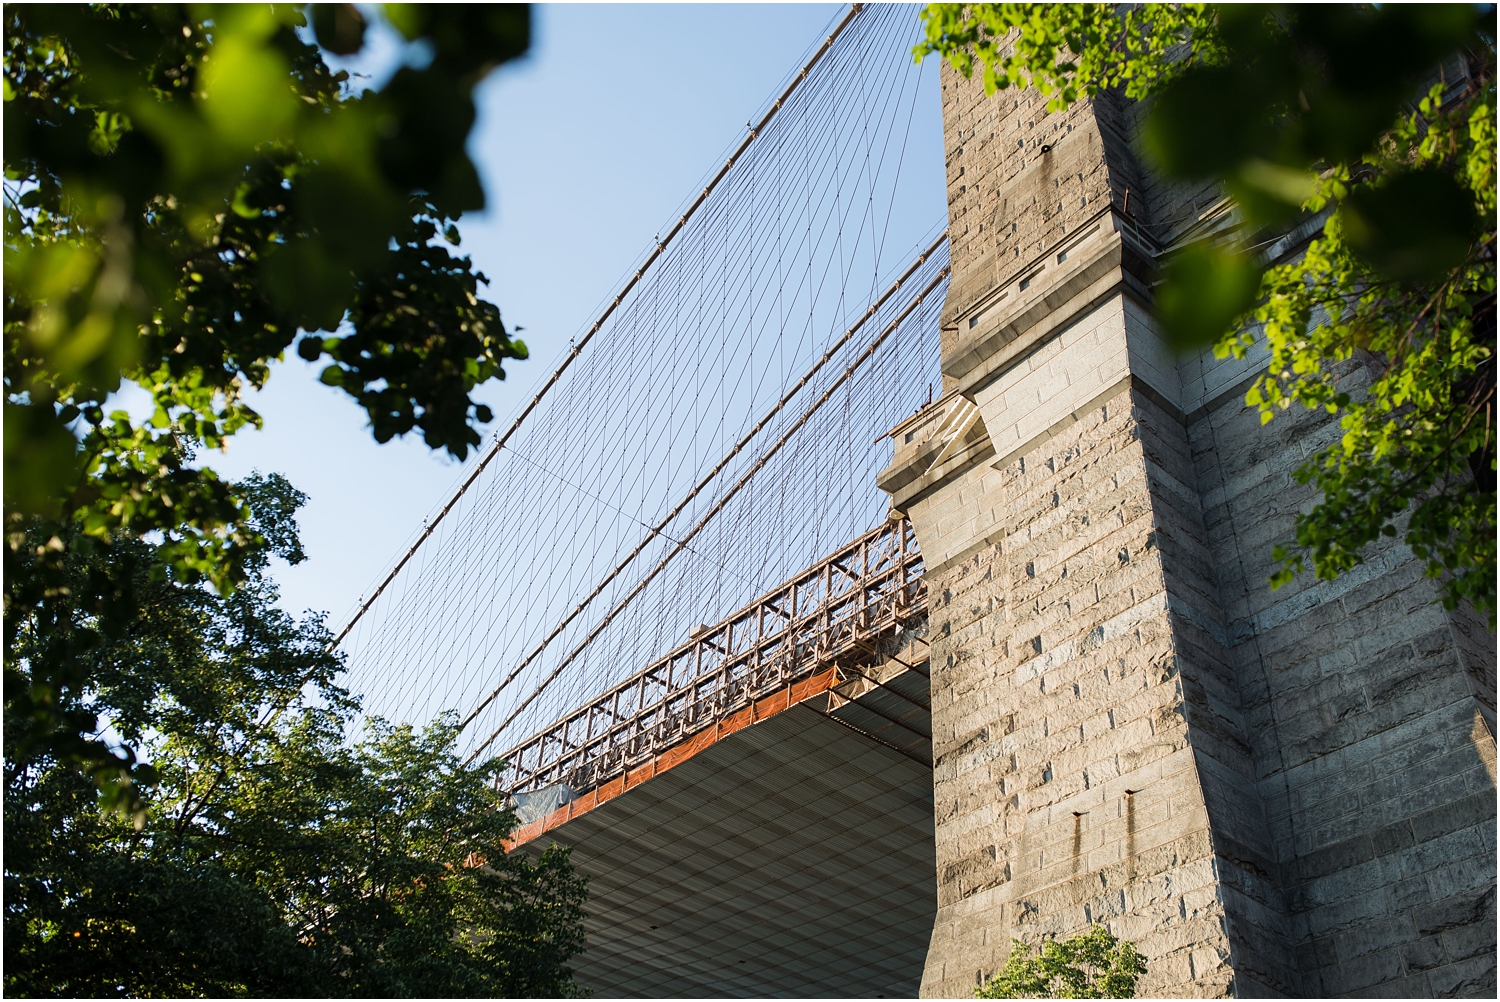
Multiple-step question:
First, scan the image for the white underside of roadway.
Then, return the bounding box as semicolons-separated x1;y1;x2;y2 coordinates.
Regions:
523;691;937;998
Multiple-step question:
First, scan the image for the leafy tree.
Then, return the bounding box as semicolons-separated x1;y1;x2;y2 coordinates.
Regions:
976;926;1147;999
4;481;588;997
4;4;531;804
3;11;590;993
917;4;1496;625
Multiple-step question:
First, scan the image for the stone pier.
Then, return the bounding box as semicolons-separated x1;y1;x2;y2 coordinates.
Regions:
880;64;1497;998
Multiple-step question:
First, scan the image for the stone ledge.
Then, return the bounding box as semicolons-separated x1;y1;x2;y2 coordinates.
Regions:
944;215;1154;393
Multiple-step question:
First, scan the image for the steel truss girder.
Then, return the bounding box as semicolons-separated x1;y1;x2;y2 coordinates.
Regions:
498;518;926;795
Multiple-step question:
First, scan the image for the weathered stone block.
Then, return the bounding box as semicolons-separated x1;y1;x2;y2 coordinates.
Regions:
1426;953;1499;998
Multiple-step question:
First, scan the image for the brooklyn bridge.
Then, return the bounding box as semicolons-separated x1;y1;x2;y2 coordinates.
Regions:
335;6;1497;997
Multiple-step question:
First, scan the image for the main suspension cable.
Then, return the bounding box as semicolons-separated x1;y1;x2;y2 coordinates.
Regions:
329;3;867;650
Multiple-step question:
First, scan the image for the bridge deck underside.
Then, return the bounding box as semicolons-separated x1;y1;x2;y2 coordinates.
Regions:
524;687;936;997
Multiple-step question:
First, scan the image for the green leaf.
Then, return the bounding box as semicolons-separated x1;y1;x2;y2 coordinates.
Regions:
261;238;356;333
3;402;81;517
197;30;298;147
1228;160;1317;228
381;3;428;42
1143;65;1271;179
1340;170;1481;281
1155;242;1263;351
312;3;368;56
229;182;262;219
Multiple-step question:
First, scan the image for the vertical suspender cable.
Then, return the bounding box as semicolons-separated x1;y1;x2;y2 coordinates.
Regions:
465;263;950;763
456;234;947;736
330;2;867;650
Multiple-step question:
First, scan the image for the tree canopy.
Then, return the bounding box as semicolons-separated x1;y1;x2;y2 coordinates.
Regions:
918;3;1496;625
4;4;532;804
975;926;1147;999
4;11;592;995
4;476;588;998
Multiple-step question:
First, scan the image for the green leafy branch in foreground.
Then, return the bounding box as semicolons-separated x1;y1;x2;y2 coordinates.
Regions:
5;4;532;807
1229;82;1496;620
916;3;1222;110
917;4;1495;625
976;926;1147;999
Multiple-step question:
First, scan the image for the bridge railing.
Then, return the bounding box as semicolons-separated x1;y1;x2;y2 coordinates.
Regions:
498;518;926;795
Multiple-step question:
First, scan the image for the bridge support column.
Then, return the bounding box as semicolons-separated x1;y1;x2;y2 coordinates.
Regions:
880;63;1495;998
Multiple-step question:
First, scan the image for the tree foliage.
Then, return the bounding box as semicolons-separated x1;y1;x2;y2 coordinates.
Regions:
976;926;1146;999
4;485;588;997
917;4;1496;624
4;4;532;804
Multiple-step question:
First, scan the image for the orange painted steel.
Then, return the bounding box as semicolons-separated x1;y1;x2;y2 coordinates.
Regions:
505;667;845;849
497;518;926;801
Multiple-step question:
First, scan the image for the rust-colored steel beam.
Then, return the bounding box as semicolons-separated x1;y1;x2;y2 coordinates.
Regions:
497;518;926;795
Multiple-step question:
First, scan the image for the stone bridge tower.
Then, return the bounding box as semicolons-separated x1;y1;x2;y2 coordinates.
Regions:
880;64;1497;997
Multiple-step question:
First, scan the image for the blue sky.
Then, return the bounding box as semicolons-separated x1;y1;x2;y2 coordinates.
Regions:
207;4;944;630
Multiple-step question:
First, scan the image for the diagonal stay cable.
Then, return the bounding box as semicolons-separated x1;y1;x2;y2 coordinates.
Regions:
500;444;758;590
455;235;948;737
330;2;867;651
463;262;950;763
